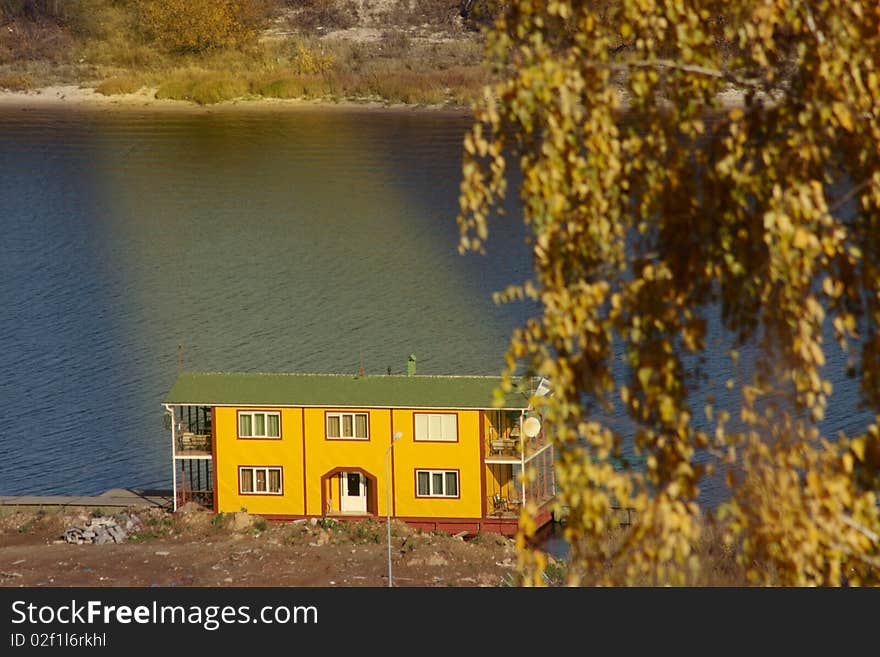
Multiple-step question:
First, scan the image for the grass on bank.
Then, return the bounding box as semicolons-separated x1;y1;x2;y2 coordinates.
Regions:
94;73;144;95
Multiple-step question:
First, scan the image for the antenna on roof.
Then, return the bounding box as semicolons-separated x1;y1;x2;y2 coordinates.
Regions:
177;342;184;373
358;353;366;377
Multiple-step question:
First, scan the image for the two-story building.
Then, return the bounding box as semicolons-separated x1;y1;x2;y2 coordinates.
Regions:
163;371;555;536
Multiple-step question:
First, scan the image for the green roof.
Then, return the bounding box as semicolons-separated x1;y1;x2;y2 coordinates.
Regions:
164;372;533;409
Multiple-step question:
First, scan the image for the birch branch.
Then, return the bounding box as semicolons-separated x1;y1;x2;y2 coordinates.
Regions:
585;59;764;90
840;513;880;544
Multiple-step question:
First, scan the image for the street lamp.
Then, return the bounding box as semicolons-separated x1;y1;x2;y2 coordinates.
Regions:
385;430;403;587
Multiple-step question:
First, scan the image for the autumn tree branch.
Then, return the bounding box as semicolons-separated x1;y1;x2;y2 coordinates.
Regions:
584;59;764;90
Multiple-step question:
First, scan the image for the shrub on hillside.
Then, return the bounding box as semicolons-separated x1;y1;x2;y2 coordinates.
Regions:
0;71;33;91
135;0;271;54
289;0;356;33
95;74;143;95
0;0;68;23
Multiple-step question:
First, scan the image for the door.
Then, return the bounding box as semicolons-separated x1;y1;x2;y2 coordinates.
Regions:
339;472;367;513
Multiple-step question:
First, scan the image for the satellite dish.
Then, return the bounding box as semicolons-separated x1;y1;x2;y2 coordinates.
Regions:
522;416;542;438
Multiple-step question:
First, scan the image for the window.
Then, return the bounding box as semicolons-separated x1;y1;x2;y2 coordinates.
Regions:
415;469;459;498
414;413;457;442
326;412;369;440
239;466;282;495
238;411;281;438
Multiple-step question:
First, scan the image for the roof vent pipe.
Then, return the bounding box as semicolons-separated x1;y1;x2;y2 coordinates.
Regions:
407;354;417;376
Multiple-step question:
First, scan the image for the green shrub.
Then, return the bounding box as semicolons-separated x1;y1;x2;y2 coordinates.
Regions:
0;0;68;23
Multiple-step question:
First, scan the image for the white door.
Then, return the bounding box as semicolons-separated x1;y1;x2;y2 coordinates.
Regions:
339;472;367;513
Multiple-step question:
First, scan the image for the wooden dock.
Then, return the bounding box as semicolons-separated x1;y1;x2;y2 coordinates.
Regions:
0;488;173;509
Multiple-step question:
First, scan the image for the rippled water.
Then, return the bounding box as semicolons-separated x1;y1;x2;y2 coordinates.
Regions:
0;106;872;505
0;107;532;495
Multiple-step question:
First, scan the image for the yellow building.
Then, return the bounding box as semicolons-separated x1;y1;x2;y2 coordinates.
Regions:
163;371;555;536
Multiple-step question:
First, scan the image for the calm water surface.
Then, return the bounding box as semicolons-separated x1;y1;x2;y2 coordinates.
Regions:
0;107;872;512
0;107;532;495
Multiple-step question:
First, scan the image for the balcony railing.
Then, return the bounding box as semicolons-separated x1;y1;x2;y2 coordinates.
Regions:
484;429;549;460
487;493;523;517
487;437;519;457
487;489;555;517
176;489;214;509
175;432;212;456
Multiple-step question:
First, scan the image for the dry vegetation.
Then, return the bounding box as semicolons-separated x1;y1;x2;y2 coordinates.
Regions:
0;0;490;106
0;503;762;587
0;504;531;587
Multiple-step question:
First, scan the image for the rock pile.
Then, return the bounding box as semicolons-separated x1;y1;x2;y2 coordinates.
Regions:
62;513;140;545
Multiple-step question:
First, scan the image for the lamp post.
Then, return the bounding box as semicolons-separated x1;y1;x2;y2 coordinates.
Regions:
386;431;403;587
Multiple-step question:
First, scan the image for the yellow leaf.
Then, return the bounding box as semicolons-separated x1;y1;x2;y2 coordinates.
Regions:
792;227;811;250
660;396;675;422
852;437;866;461
833;102;855;133
637;367;652;388
822;277;834;296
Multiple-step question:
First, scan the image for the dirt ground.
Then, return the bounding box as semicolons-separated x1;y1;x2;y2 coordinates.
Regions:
0;505;549;588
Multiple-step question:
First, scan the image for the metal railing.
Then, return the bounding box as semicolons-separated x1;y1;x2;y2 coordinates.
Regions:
175;432;212;455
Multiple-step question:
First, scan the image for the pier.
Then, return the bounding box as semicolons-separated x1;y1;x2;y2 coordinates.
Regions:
0;488;172;509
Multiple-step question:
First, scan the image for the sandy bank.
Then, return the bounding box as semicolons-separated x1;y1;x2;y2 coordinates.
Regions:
0;84;474;116
0;83;747;116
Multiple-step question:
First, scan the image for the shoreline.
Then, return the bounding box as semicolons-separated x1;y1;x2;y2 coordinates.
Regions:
0;83;747;115
0;84;475;116
0;488;172;509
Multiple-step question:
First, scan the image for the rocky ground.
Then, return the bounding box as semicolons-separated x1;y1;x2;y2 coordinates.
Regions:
0;505;542;587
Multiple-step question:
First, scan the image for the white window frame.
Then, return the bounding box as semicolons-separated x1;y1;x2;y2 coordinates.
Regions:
238;411;281;438
414;413;458;442
415;469;459;498
326;412;369;440
239;466;283;495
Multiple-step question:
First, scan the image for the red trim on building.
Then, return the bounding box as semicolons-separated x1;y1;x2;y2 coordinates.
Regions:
479;411;486;518
301;407;307;514
390;409;397;518
251;514;522;537
243;503;555;538
211;407;218;514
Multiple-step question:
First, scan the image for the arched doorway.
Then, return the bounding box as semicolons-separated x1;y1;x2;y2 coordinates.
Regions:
320;467;378;516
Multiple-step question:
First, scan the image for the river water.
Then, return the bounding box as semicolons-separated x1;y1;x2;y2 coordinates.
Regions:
0;106;872;509
0;106;534;495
